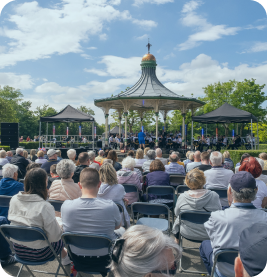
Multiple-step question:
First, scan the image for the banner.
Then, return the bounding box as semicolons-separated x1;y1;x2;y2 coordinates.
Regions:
79;126;81;137
141;126;144;132
232;129;235;139
162;126;164;130
94;126;96;138
53;126;55;138
67;127;69;137
202;128;204;140
180;126;182;132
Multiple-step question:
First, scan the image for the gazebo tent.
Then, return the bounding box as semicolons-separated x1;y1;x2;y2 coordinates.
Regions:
95;48;205;147
192;103;258;149
39;105;95;148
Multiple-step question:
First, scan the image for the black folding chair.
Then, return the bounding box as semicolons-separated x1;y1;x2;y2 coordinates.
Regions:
0;195;12;207
47;199;64;212
176;185;190;196
208;188;227;198
115;202;127;229
169;174;186;186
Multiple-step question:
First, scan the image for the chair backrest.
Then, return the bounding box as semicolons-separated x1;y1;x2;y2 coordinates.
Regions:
179;210;211;224
131;202;170;217
147;186;175;203
208;188;227;198
176;185;189;194
262;170;267;176
0;195;12;208
211;249;239;277
169;175;185;185
134;166;143;172
122;184;140;202
48;199;64;212
115;202;127;228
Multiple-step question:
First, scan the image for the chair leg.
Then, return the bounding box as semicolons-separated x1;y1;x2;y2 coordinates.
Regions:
16;264;24;277
54;262;61;277
24;265;35;277
178;235;183;272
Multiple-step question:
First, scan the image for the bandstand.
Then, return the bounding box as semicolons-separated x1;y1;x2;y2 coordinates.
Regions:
94;45;205;148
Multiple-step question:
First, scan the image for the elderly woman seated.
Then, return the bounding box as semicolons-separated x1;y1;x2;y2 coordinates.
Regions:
135;148;147;166
142;150;156;173
110;225;181;277
49;159;81;216
0;150;9;166
173;168;221;243
117;156;142;205
98;163;130;228
35;150;48;165
222;151;234;170
256;158;267;185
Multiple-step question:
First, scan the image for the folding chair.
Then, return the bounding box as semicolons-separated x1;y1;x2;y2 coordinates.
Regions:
176;185;190;196
208;188;227;198
210;249;239;277
146;186;175;223
122;184;140;202
169;174;186;186
115;202;127;229
262;170;267;176
47;199;64;212
0;225;68;277
178;211;211;274
131;202;171;235
0;195;12;207
61;232;112;277
134;165;143;173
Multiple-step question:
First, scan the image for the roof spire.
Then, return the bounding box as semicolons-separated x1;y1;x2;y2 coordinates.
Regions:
146;39;152;54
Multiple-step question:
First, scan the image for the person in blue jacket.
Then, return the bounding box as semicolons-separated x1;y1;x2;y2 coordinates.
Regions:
0;163;24;266
138;129;146;150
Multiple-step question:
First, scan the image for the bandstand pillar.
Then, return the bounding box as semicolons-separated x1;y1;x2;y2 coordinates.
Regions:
182;113;186;147
155;112;159;147
191;108;194;150
118;109;122;137
105;113;109;147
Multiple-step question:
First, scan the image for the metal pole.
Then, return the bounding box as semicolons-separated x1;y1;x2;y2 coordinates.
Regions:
105;114;109;147
39;121;41;149
182;114;185;147
257;122;259;150
206;123;207;137
46;122;48;149
92;121;95;151
155;112;159;147
124;112;128;149
119;117;121;137
191;120;194;150
251;119;253;150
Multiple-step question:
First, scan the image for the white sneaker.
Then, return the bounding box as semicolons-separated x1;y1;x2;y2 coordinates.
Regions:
61;254;72;266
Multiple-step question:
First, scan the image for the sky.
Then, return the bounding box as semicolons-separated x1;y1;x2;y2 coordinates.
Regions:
0;0;267;125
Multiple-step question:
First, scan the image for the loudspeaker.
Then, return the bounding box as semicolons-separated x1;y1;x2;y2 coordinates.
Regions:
1;123;19;149
56;142;62;148
97;141;102;148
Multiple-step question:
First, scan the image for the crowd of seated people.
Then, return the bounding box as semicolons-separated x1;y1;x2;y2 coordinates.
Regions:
0;146;267;277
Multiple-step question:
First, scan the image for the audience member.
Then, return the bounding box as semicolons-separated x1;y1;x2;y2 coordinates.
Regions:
0;150;9;166
196;152;212;172
200;171;267;277
165;154;185;176
235;153;250;171
48;164;60;189
256;158;267;185
49;160;81;215
168;151;184;167
142;150;156;172
61;168;123;274
95;150;104;163
98;163;130;228
6;151;13;163
173;168;221;243
222;151;234;170
0;164;24;218
29;149;37;162
107;150;122;171
100;149;110;165
259;152;267;170
23;150;32;164
10;148;29;179
238;156;267;209
56;150;63;161
204;151;234;206
8;168;71;265
110;225;181;277
234;222;267;277
144;147;150;159
186;151;202;172
127;150;135;158
117;157;142;205
183;151;193;166
26;163;41;171
103;159;113;165
155;148;167;165
41;149;59;174
72;152;90;183
135;148;146;166
88;151;100;170
35;150;48;165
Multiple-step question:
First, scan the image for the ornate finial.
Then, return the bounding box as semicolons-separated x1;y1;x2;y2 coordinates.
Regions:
146;39;152;54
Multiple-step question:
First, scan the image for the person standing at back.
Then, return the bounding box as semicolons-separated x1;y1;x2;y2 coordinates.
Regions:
138;129;146;150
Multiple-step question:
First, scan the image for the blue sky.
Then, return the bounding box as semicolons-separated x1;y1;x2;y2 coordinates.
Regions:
0;0;267;124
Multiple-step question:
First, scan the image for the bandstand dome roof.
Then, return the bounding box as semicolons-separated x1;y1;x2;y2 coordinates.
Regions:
94;50;205;113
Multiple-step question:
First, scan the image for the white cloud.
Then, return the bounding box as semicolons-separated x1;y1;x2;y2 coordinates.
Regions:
43;78;48;82
133;0;173;6
87;47;97;50
163;52;176;60
135;34;148;40
247;41;267;52
178;0;240;51
0;72;33;89
81;54;92;59
0;0;156;68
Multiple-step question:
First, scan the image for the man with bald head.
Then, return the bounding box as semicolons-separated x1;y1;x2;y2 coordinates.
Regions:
186;151;202;172
165;153;185;175
155;148;167;165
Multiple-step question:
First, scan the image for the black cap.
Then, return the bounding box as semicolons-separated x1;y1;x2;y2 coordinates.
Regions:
229;171;257;192
239;222;267;276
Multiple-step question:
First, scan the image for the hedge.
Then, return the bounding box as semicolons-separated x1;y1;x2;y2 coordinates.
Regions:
19;142;94;149
221;149;267;166
259;144;267;150
0;145;11;151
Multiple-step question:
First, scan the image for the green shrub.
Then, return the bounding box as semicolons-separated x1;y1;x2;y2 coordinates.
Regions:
259;144;267;150
221;149;267;166
0;145;11;151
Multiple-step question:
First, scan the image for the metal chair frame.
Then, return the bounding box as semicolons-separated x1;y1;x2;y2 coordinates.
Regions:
146;186;175;223
61;232;112;277
122;183;141;202
210;249;239;277
0;195;12;207
47;199;64;212
134;166;143;173
169;174;186;186
131;202;171;235
208;188;228;198
176;185;190;196
178;210;211;275
262;170;267;176
0;225;68;277
114;202;127;229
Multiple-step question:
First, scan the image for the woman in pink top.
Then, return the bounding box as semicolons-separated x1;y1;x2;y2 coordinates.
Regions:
117;156;142;205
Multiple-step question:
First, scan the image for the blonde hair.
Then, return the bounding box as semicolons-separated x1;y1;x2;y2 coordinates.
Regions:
185;168;206;190
23;150;28;159
186;151;192;159
189;153;194;161
37;151;44;158
99;163;118;185
144;147;150;156
223;151;230;159
136;148;144;159
30;149;36;160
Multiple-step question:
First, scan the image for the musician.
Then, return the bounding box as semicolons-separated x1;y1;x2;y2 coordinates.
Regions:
228;135;241;150
206;135;211;149
109;135;115;149
166;135;173;150
177;135;182;149
159;134;164;148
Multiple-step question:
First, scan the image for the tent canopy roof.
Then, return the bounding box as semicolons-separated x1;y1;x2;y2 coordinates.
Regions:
40;105;95;123
192;103;258;123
